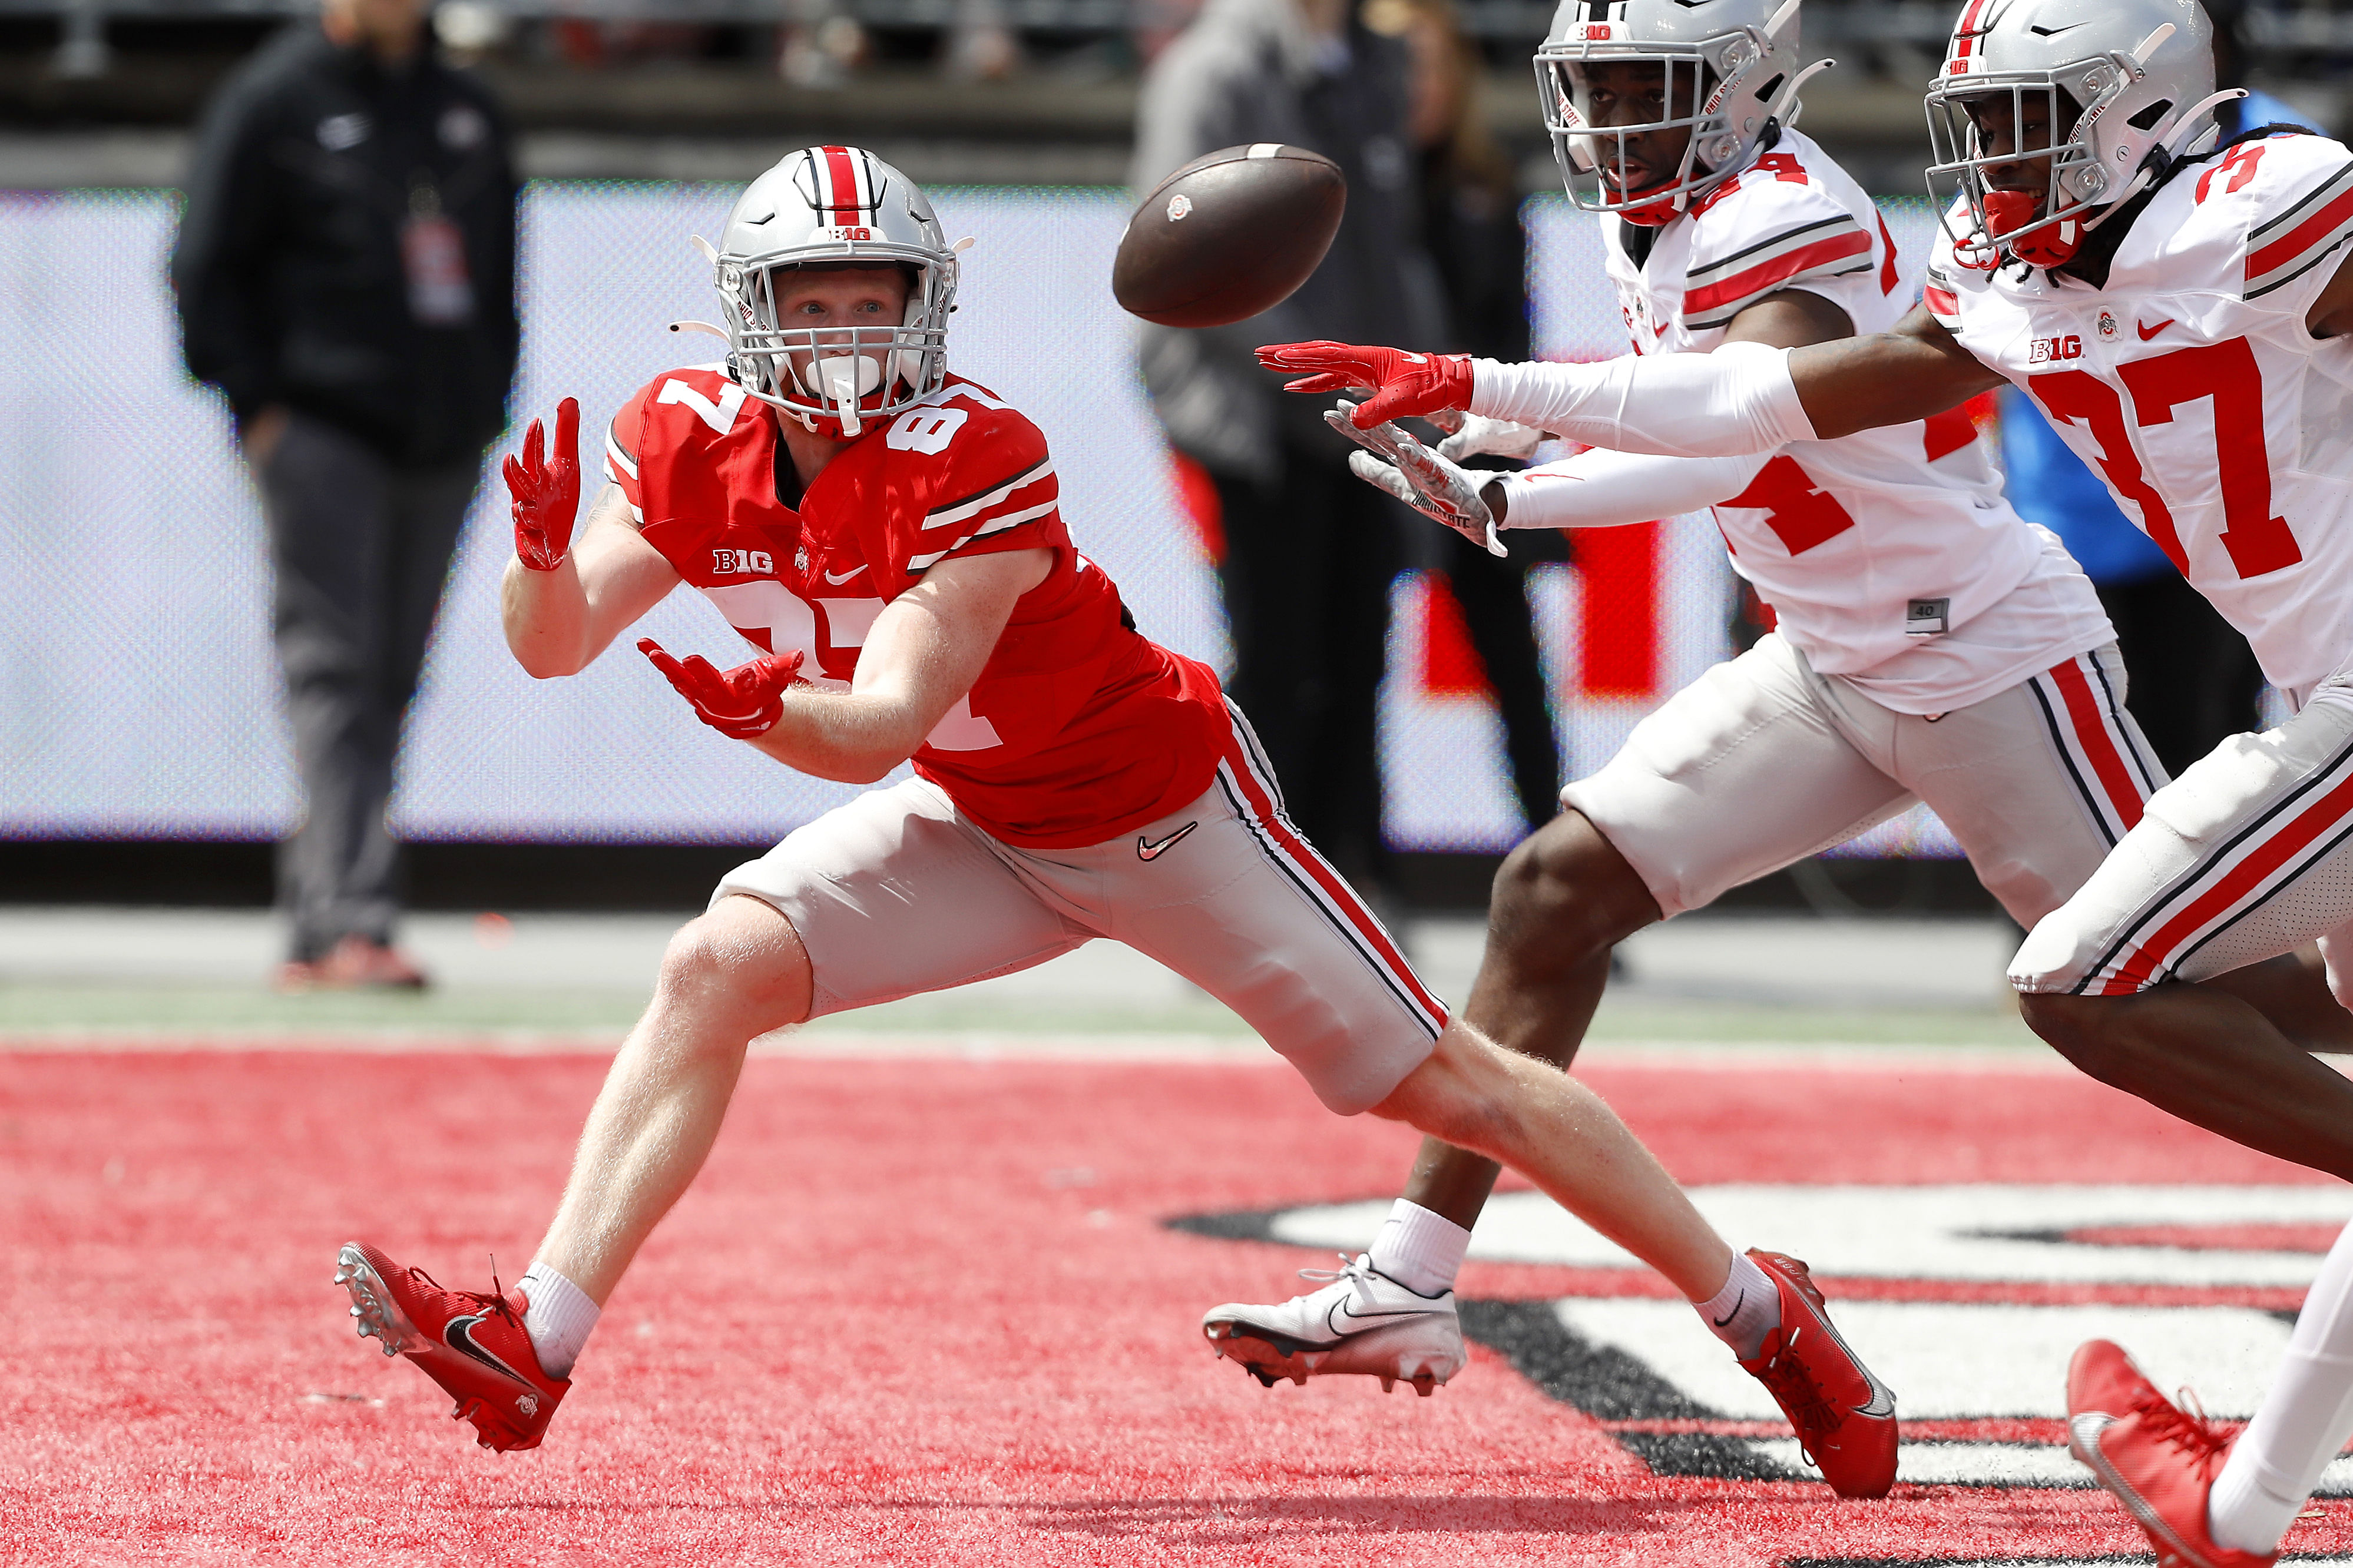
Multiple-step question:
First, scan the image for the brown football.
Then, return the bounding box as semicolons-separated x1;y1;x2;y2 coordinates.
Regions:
1113;144;1346;329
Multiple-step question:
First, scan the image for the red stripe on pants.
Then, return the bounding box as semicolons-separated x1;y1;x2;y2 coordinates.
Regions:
2103;770;2353;994
2049;658;2146;832
1216;733;1448;1027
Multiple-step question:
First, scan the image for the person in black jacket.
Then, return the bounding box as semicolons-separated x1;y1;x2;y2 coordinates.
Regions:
1133;0;1441;900
1385;0;1566;837
172;0;519;990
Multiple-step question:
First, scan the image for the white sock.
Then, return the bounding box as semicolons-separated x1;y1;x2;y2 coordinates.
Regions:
518;1262;600;1381
2212;1217;2353;1554
1368;1200;1471;1298
1695;1249;1781;1361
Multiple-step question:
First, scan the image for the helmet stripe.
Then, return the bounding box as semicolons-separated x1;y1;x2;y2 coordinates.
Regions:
821;145;868;224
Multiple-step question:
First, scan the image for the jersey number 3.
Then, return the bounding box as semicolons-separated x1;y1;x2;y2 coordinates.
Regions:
2029;337;2301;580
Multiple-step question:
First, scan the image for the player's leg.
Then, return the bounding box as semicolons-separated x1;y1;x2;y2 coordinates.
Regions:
338;777;1091;1450
1369;1017;1898;1497
527;892;812;1306
1396;634;1921;1240
2066;1216;2353;1568
258;413;408;980
1130;698;1898;1494
2013;695;2353;1180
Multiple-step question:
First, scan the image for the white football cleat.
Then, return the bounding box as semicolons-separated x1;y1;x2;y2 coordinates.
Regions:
1202;1253;1464;1395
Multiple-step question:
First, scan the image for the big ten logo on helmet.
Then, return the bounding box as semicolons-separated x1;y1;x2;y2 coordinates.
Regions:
2028;334;2084;364
711;548;773;575
819;226;876;243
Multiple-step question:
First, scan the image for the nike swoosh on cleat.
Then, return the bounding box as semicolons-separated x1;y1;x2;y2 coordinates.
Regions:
444;1316;535;1390
1712;1289;1745;1328
1136;821;1200;861
2138;318;2175;341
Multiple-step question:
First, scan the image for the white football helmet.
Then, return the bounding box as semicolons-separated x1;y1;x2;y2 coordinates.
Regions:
710;145;957;437
1534;0;1830;224
1924;0;2238;268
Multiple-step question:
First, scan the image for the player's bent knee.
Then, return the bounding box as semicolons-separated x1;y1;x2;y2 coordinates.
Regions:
2018;990;2132;1081
1489;812;1656;964
653;896;814;1035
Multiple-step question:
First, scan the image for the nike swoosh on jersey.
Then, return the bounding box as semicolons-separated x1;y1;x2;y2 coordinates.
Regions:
444;1315;534;1388
1136;821;1199;861
2137;317;2175;340
822;566;865;584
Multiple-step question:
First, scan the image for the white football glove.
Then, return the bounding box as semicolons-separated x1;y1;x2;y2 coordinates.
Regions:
1327;402;1505;558
1428;410;1544;463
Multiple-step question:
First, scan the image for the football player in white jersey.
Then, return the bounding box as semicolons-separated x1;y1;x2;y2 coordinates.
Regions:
1200;0;2315;1503
1256;0;2353;1559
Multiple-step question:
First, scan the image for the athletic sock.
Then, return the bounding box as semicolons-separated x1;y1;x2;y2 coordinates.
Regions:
1695;1249;1781;1361
1368;1200;1471;1298
2211;1217;2353;1555
518;1262;600;1381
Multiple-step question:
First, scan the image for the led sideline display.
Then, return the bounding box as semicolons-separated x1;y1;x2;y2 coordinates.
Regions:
0;185;1957;856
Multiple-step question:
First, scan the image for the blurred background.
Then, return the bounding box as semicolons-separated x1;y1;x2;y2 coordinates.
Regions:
5;0;2351;1037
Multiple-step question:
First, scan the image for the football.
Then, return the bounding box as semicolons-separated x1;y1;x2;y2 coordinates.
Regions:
1112;144;1346;328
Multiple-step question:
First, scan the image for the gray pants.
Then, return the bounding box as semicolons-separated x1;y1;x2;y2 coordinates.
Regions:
254;412;478;962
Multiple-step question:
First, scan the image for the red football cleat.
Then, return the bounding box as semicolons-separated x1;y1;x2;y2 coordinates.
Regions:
1739;1248;1899;1499
2070;1338;2167;1423
334;1241;568;1453
2068;1342;2276;1568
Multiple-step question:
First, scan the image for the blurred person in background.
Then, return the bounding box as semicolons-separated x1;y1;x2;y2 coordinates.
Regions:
1993;0;2306;775
171;0;519;990
1133;0;1443;900
1379;0;1564;836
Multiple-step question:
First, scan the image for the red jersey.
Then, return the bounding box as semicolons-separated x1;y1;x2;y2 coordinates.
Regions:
607;366;1229;848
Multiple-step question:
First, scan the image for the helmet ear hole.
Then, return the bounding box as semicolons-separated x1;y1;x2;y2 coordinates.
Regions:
2127;98;2173;131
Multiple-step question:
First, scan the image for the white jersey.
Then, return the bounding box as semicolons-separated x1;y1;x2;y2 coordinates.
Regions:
1571;129;2111;712
1927;132;2353;701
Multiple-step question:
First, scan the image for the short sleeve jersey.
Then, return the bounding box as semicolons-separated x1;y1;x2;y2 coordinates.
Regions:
1599;128;2111;711
1927;132;2353;698
607;367;1231;847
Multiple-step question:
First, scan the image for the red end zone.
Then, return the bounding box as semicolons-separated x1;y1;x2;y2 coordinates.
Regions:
4;1046;2350;1566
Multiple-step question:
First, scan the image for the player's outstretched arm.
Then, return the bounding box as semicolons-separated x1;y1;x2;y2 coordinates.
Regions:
502;482;681;678
1262;304;1999;459
740;546;1051;784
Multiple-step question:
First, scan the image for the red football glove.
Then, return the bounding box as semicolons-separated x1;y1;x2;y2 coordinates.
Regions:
504;397;581;572
638;638;806;740
1254;342;1475;427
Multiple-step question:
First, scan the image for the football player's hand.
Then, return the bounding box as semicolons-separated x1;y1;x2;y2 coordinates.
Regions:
637;638;806;740
1255;342;1474;427
1326;403;1505;558
1433;412;1543;463
504;397;581;572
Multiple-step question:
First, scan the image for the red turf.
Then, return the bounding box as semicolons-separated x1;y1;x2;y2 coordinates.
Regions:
1;1047;2345;1564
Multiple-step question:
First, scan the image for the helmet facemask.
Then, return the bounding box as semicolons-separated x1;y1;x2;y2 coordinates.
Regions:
709;145;962;439
1534;0;1820;225
724;260;951;439
1928;72;2116;268
1925;16;2238;271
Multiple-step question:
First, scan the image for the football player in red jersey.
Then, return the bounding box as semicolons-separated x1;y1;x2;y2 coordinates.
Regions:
331;145;1896;1485
1253;0;2353;1556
